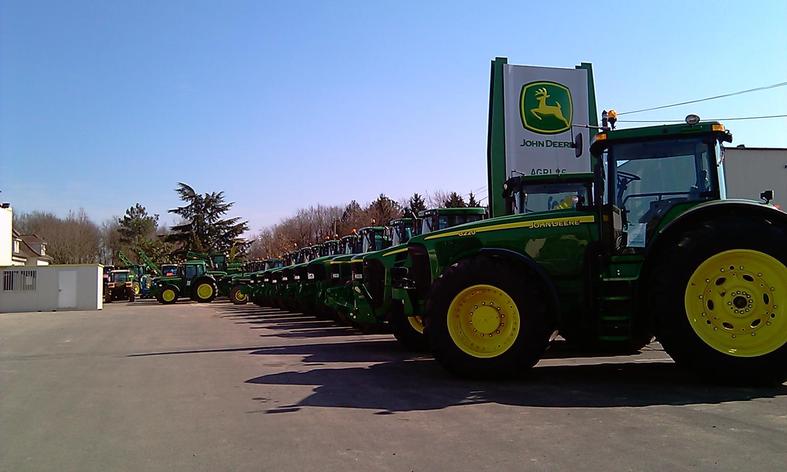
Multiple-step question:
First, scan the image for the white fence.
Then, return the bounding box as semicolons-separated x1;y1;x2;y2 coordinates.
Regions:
0;265;103;313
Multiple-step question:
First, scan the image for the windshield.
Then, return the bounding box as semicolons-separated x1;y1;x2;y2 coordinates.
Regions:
111;272;129;283
391;223;413;246
513;183;591;214
608;138;715;226
422;213;484;233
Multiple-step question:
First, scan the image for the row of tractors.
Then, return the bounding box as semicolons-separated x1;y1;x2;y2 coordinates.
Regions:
212;121;786;385
124;121;786;385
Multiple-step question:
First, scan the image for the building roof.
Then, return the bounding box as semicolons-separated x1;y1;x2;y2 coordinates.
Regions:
11;230;53;261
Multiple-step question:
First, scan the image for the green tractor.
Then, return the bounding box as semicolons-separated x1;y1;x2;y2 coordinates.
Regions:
351;208;487;344
324;227;390;324
395;121;787;384
241;259;285;306
150;259;220;304
226;260;268;305
298;239;343;316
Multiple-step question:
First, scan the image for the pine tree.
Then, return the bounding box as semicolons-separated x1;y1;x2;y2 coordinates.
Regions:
407;192;427;215
367;194;402;225
166;183;249;257
443;192;467;208
118;204;158;247
467;192;480;207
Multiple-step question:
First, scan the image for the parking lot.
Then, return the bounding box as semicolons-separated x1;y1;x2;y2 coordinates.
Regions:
1;301;786;472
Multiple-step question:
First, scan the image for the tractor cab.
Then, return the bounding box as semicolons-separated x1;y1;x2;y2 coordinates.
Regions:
320;240;340;256
503;174;594;215
591;120;732;252
340;235;362;255
418;207;487;234
359;226;390;253
160;264;178;277
387;218;420;246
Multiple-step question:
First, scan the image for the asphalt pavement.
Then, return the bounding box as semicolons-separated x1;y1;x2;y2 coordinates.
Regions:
1;300;785;472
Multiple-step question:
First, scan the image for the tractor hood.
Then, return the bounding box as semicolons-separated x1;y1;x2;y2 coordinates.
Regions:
407;208;594;245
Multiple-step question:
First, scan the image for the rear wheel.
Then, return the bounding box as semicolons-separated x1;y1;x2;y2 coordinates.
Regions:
132;281;141;296
426;256;553;378
194;278;217;303
649;217;787;385
230;285;248;305
157;285;178;305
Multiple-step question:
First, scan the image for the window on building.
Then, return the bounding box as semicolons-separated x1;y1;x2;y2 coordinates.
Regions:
2;270;37;291
13;240;20;254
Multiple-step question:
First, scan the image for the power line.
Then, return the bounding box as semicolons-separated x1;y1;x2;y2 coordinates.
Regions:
618;81;787;115
619;114;787;123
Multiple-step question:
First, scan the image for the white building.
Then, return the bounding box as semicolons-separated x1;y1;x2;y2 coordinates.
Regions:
723;146;787;209
0;204;100;313
0;204;52;266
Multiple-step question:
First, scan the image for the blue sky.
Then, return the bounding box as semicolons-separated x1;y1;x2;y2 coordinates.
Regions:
1;0;785;233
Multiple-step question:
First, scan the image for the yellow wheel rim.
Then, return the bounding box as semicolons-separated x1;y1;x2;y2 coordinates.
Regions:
447;284;520;358
407;316;425;334
685;249;787;357
197;283;214;299
162;289;176;302
234;290;248;303
133;282;141;295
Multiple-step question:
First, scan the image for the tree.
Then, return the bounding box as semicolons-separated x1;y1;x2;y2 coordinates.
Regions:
444;192;467;208
118;204;158;247
407;192;427;215
366;194;402;226
166;183;249;257
467;192;480;207
16;210;101;264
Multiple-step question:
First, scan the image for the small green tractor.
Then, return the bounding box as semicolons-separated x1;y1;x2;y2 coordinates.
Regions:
393;121;787;385
150;259;220;304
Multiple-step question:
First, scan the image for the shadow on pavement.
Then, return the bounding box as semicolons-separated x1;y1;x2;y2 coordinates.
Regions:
218;305;787;412
244;339;787;412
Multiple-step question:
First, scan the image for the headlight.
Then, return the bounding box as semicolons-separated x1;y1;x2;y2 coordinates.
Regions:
294;275;300;280
282;277;288;281
331;273;340;279
307;273;315;280
353;273;363;280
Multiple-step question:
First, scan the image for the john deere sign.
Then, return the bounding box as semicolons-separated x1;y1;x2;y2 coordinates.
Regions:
520;81;573;134
486;59;598;217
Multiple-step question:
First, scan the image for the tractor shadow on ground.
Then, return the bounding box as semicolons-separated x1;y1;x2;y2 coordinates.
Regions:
217;305;361;338
244;338;787;413
220;304;787;412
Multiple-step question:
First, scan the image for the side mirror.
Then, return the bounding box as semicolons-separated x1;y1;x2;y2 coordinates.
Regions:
760;190;774;204
574;132;583;158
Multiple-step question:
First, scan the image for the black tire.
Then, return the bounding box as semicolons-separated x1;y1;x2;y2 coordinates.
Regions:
390;303;430;351
104;292;113;304
230;285;248;305
194;278;218;303
156;285;179;305
128;289;135;303
426;256;554;379
648;216;787;385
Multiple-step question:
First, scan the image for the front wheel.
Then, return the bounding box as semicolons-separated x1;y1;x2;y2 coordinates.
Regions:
390;303;429;351
157;285;179;305
649;217;787;385
426;256;553;379
230;285;248;305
